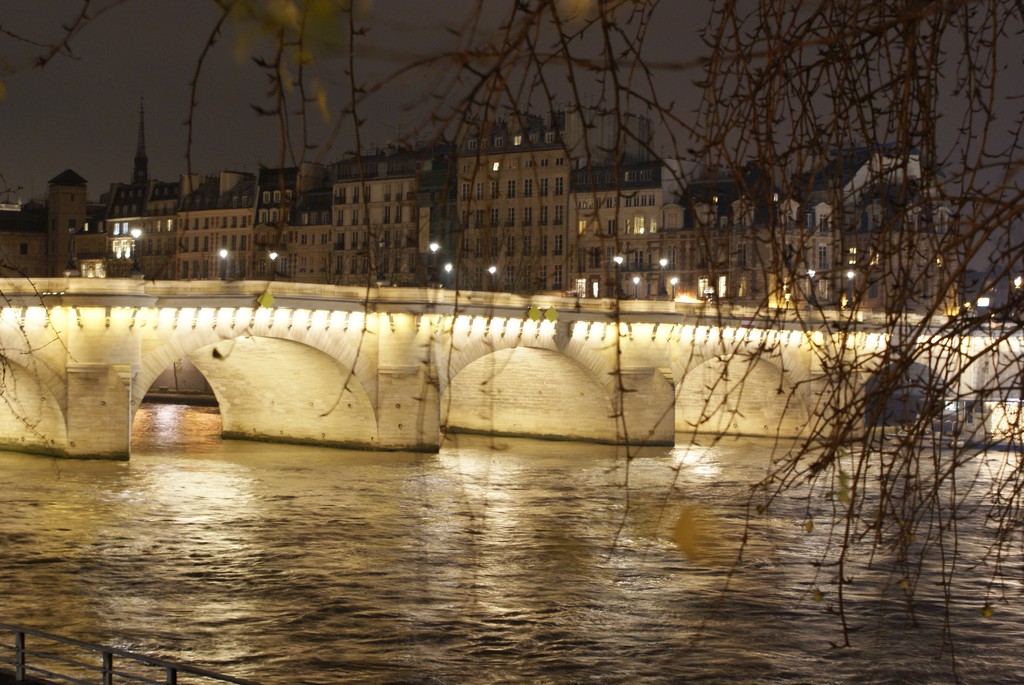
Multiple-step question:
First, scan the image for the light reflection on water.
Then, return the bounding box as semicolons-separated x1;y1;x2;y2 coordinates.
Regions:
0;404;1019;683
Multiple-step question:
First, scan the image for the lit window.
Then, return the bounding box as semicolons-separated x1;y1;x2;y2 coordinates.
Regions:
492;162;500;172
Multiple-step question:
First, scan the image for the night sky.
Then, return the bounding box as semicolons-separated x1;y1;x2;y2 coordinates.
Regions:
0;1;703;201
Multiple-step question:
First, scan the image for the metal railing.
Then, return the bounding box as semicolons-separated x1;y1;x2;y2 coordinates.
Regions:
0;623;259;685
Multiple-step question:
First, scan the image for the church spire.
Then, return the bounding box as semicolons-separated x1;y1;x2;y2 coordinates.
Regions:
132;98;149;185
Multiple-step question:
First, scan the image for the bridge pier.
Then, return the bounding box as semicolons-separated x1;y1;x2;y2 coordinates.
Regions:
376;365;440;451
617;366;675;445
65;363;134;459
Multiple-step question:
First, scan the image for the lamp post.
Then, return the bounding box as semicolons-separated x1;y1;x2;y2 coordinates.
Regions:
428;242;440;287
269;251;278;281
130;227;143;278
846;269;855;309
669;276;678;301
219;248;229;280
376;239;386;286
613;254;624;298
444;262;453;288
488;264;497;291
632;275;641;300
806;269;816;306
659;257;668;298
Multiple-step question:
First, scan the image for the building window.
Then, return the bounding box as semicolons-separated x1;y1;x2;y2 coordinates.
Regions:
540;178;549;196
523;179;533;197
554;177;564;196
507;180;516;198
553;234;563;255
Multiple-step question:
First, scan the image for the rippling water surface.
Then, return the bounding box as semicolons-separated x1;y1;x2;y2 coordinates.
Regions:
0;404;1020;684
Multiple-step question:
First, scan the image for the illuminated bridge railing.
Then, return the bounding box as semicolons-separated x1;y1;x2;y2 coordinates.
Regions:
0;622;257;685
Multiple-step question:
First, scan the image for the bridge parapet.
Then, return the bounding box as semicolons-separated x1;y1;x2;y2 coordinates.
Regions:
0;278;981;458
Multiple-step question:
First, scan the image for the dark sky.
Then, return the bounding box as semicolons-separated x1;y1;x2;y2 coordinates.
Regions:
0;1;704;201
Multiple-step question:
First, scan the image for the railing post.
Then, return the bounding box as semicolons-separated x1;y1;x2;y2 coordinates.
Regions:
102;651;114;685
14;631;25;681
166;666;178;684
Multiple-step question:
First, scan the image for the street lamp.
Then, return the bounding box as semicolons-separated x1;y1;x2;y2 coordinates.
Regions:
669;276;678;301
488;264;497;290
659;257;668;298
269;251;278;281
444;262;453;288
806;269;816;306
428;242;440;287
846;269;855;309
219;248;229;280
130;227;143;278
613;254;624;298
632;275;640;299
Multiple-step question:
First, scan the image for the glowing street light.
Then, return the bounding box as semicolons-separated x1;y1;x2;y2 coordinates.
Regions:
669;276;678;300
427;242;440;286
632;275;640;299
219;248;229;280
268;251;278;281
130;227;143;278
659;257;668;298
613;255;624;298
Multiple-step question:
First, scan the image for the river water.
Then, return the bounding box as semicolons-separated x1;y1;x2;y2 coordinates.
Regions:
0;404;1021;684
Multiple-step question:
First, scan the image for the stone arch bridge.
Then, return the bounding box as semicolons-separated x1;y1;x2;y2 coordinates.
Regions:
0;279;1008;458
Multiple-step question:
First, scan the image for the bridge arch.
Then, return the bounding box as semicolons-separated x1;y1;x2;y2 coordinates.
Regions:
434;317;619;400
863;360;946;429
135;313;381;448
676;350;811;439
0;356;68;454
441;345;621;443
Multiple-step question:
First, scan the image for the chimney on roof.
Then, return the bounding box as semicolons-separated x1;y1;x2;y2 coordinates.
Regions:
132;98;149;185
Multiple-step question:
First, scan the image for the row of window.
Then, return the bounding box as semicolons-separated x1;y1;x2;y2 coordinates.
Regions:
465;131;563;150
335;205;409;226
467;205;566;228
460;177;566;200
460;233;564;257
334;183;411;204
